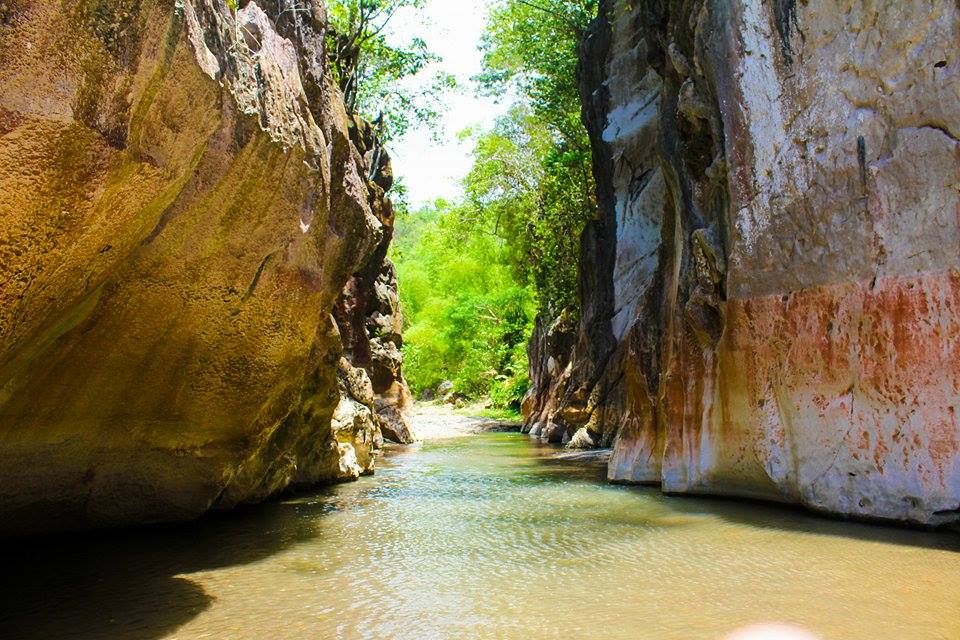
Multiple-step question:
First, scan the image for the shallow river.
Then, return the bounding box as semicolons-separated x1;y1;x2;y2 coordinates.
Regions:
3;432;959;640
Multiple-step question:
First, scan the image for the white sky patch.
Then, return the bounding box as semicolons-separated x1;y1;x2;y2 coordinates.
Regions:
387;0;510;208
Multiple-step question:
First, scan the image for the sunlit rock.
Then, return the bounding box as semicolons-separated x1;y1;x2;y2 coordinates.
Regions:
0;0;404;534
528;0;960;527
566;427;596;450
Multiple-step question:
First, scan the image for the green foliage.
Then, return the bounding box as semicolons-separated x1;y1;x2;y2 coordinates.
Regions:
463;105;592;316
478;0;596;146
391;0;599;406
325;0;455;140
472;0;598;319
392;202;535;408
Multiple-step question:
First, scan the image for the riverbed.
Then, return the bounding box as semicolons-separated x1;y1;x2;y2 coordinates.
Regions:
2;418;958;640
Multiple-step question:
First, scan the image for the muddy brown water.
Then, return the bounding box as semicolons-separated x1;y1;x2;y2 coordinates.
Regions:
2;432;958;639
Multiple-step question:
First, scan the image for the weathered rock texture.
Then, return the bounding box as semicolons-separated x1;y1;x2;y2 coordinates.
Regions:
334;115;415;444
0;0;407;535
526;0;960;527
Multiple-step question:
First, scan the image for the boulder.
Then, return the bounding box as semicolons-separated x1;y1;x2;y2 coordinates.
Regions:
437;381;455;397
566;428;596;450
540;421;565;445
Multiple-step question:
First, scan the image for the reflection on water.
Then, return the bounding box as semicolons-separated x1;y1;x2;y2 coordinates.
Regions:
1;433;958;640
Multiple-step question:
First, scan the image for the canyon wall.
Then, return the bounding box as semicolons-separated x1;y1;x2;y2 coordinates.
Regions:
526;0;960;527
334;115;415;445
0;0;409;535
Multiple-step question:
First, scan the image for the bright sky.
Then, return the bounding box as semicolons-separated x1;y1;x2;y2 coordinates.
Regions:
389;0;508;208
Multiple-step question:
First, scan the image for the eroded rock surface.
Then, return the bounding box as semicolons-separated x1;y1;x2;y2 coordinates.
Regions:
333;115;415;444
527;0;960;527
0;0;404;534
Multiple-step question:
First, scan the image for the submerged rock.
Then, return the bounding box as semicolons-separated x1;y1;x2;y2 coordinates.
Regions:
0;0;405;534
527;0;960;527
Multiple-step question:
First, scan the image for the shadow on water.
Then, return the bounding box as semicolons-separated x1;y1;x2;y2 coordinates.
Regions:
1;432;956;639
0;493;341;640
665;491;960;552
525;438;960;553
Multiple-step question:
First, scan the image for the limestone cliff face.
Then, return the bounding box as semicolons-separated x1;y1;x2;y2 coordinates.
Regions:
527;0;960;527
0;0;407;535
334;115;415;445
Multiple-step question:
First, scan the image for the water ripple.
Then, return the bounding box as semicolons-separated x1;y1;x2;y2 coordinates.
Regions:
1;433;958;640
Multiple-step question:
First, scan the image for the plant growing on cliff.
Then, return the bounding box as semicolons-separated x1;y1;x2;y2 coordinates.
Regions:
325;0;455;140
478;0;595;148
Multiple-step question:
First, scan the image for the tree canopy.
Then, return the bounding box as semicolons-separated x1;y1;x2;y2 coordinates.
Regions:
392;201;534;408
325;0;454;140
478;0;596;148
472;0;598;319
392;0;599;406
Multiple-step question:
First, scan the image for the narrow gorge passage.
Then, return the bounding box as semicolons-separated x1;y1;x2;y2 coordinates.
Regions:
3;413;959;640
1;0;959;638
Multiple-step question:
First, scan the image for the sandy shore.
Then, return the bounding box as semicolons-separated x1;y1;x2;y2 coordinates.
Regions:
407;403;520;441
403;405;612;465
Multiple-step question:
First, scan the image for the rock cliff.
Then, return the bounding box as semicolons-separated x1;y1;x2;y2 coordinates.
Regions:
334;115;415;445
0;0;409;535
526;0;960;527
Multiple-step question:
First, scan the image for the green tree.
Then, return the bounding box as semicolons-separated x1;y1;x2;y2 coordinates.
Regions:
471;0;598;319
353;0;602;406
460;106;546;274
391;201;535;408
478;0;596;148
325;0;455;140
